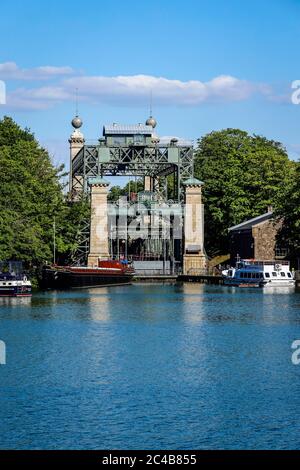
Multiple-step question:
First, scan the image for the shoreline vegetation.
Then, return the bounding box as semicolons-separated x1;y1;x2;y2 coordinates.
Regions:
0;116;90;286
0;116;299;285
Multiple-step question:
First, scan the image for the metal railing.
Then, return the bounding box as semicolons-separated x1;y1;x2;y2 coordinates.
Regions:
186;268;220;276
134;270;175;276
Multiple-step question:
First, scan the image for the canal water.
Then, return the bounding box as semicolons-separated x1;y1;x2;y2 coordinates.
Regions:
1;283;300;450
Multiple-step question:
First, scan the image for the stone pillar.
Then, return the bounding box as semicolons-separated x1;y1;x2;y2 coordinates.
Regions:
88;177;110;267
144;176;153;192
69;129;85;197
183;178;207;275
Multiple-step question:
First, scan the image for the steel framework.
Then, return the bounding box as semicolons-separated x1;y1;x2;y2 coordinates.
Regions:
70;140;194;264
71;143;193;201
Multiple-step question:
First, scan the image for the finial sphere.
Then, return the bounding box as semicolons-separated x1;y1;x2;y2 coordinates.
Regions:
146;116;157;128
72;116;83;129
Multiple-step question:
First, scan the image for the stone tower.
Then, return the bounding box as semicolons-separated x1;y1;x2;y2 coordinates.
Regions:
87;177;110;267
183;178;207;274
69;115;85;196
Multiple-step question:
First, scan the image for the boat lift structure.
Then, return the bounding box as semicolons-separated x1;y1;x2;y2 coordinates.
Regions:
69;115;206;275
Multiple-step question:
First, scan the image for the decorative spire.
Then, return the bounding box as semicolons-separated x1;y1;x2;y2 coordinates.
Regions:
145;90;157;128
71;88;83;130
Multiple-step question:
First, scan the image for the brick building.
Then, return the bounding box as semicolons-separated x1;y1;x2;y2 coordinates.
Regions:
228;208;287;263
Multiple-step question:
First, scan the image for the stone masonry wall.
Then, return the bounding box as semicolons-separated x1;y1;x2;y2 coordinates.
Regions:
252;219;282;260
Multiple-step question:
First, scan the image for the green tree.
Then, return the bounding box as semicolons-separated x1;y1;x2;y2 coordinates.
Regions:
0;116;90;269
275;161;300;261
194;129;295;256
108;179;144;201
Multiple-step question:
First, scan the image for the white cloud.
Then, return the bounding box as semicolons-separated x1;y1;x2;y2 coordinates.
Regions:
0;63;274;110
63;74;268;105
0;62;74;80
6;86;73;110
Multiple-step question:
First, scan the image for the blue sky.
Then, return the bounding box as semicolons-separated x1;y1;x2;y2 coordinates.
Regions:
0;0;300;169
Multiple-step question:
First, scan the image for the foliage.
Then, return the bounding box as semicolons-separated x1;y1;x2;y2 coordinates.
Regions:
275;161;300;260
194;128;295;256
108;179;144;201
0;116;90;268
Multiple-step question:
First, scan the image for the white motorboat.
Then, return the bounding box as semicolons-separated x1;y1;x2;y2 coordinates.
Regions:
222;259;295;287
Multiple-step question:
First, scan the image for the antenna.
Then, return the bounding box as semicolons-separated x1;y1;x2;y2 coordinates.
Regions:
75;88;79;116
150;90;153;116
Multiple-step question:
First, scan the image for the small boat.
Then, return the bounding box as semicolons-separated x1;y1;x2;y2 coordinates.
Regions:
41;259;135;289
222;259;295;287
0;272;32;297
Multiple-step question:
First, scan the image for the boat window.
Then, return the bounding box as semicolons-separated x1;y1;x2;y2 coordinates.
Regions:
272;272;277;277
265;273;270;278
280;272;286;277
287;272;292;278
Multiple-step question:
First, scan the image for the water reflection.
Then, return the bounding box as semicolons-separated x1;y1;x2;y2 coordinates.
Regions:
0;297;32;308
85;288;111;322
1;284;300;450
262;286;296;295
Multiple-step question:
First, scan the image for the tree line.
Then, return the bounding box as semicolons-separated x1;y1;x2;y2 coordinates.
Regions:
0;117;299;271
0;116;89;273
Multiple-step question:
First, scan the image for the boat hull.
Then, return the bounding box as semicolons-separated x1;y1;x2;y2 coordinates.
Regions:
224;279;295;288
0;285;32;297
41;267;134;290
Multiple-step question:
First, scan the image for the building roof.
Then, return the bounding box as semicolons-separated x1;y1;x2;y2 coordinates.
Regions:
182;177;204;186
229;211;274;232
88;176;110;186
103;124;153;135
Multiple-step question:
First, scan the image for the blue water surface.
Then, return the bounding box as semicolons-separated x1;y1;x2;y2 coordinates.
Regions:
1;283;300;450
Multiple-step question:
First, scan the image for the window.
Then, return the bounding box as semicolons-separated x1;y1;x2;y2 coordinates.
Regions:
287;272;292;278
280;272;286;277
272;272;277;277
265;273;270;278
134;134;146;144
275;246;288;258
112;136;126;145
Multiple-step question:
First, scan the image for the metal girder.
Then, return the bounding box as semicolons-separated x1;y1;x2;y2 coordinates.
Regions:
70;142;193;264
72;144;193;199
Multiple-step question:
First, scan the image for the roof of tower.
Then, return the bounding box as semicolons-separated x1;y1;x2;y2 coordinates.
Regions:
103;124;153;135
